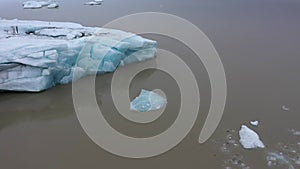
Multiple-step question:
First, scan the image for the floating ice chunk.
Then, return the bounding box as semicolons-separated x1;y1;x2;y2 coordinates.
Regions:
239;125;265;149
23;1;44;9
289;129;300;136
84;1;102;5
0;19;157;92
282;105;290;111
22;1;49;9
47;3;59;8
130;89;167;112
23;1;59;9
250;120;259;126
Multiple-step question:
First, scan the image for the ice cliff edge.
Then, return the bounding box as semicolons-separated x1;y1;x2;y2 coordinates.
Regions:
0;19;157;92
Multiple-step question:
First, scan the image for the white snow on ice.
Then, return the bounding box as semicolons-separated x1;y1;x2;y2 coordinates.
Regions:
0;19;157;92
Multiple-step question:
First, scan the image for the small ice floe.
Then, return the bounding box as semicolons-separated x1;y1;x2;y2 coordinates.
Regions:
22;1;59;9
84;0;103;5
250;120;259;126
282;105;290;111
23;1;47;9
130;89;167;112
239;125;265;149
47;2;59;9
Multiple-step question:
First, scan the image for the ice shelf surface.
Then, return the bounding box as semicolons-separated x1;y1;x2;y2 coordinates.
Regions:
130;89;167;112
239;125;265;149
0;19;157;92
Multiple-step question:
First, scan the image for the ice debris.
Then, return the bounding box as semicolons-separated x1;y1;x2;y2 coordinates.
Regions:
22;1;59;9
282;105;290;111
130;89;167;112
250;120;259;126
224;154;250;169
289;129;300;136
220;132;240;153
267;152;295;169
47;2;59;8
212;129;250;169
84;0;103;5
0;19;157;92
239;125;265;149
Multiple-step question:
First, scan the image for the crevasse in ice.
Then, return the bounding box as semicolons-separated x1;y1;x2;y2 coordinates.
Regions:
0;19;157;92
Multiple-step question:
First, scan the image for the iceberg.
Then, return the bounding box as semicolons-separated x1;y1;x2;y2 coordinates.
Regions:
130;89;167;112
239;125;265;149
84;1;102;5
22;1;59;9
0;19;157;92
22;1;46;9
47;2;59;9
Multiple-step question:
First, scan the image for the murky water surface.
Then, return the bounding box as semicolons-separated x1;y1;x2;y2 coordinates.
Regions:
0;0;300;168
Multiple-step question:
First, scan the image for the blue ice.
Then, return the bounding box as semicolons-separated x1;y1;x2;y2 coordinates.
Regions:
0;19;157;92
130;89;167;112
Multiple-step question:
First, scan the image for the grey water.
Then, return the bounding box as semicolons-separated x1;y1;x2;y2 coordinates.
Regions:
0;0;300;168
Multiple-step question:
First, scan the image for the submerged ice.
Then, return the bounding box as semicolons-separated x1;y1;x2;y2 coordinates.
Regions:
130;89;167;112
0;19;157;92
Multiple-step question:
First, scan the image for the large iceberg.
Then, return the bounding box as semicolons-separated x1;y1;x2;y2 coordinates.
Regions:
0;19;157;92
